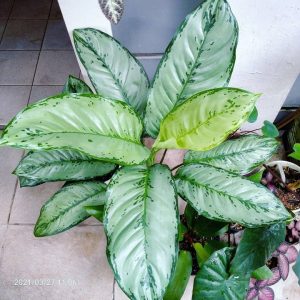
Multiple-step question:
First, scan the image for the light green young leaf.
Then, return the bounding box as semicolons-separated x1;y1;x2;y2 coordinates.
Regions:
34;181;106;237
261;120;279;138
230;223;286;275
104;164;179;300
164;251;192;300
289;143;300;160
154;88;260;151
251;265;273;280
192;247;249;300
63;75;93;94
184;135;279;175
247;170;264;183
145;0;238;137
73;28;149;116
176;164;291;227
0;94;150;165
14;149;116;187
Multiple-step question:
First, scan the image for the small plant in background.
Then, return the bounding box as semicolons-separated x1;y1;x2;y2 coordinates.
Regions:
99;0;124;24
0;0;298;299
290;143;300;161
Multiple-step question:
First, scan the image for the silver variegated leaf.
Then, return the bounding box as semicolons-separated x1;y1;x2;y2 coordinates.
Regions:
99;0;124;24
34;181;106;236
184;135;279;175
0;94;150;165
104;164;179;300
14;149;116;187
176;164;290;227
145;0;238;137
73;28;149;116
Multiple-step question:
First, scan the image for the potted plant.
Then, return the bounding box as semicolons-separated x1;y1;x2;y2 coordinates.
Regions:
0;0;299;299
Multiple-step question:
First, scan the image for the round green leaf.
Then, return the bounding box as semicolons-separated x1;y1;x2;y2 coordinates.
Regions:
176;164;291;227
145;0;238;137
261;120;279;138
153;88;260;151
0;94;150;165
247;106;258;123
104;164;179;300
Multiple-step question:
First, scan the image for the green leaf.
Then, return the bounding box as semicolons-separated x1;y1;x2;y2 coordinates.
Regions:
247;106;258;123
153;88;260;151
230;223;286;275
99;0;124;24
193;243;213;267
144;0;238;137
247;170;264;183
104;164;179;300
293;252;300;285
289;143;300;160
178;223;188;242
63;75;93;94
84;205;104;222
192;247;249;300
163;251;192;300
0;94;150;166
261;120;279;138
184;204;228;237
34;181;106;237
73;28;149;116
176;164;291;227
184;135;278;175
14;149;116;187
251;265;273;280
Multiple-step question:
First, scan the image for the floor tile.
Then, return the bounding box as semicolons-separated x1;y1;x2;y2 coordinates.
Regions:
0;51;39;85
0;225;7;249
50;0;63;20
0;19;6;37
0;85;30;125
10;0;52;20
0;225;114;299
34;51;80;85
29;85;63;103
42;20;72;50
10;182;64;225
0;0;13;20
0;20;47;50
0;148;24;225
112;0;199;54
138;58;160;81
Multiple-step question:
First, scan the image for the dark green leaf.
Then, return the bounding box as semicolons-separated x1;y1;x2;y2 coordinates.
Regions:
164;251;192;300
34;181;106;237
230;223;286;275
178;222;187;242
261;120;279;138
14;149;116;187
251;265;273;280
63;75;93;94
84;205;104;222
192;247;249;300
247;106;258;123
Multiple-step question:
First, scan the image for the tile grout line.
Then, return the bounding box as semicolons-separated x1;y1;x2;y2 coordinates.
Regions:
0;0;15;43
112;279;116;300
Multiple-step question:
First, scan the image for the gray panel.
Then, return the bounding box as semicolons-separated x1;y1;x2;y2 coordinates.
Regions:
283;74;300;107
112;0;201;54
138;58;161;81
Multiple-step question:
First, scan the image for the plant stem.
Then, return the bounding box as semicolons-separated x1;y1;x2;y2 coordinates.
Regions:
171;163;184;172
160;149;168;164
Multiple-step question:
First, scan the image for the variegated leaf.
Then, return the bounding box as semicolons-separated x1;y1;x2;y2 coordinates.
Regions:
104;164;179;300
99;0;124;24
145;0;238;137
0;94;150;166
73;28;149;116
184;135;279;175
176;164;291;227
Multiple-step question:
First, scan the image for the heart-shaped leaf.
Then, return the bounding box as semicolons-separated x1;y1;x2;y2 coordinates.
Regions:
153;88;260;151
192;247;249;300
99;0;124;24
34;181;106;236
164;251;192;300
63;75;93;94
14;149;116;187
73;28;149;116
184;135;279;175
0;94;150;165
176;164;291;227
230;223;286;275
261;121;279;138
144;0;238;137
104;164;179;300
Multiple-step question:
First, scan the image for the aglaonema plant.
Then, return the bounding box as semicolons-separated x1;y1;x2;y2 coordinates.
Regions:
0;0;293;299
